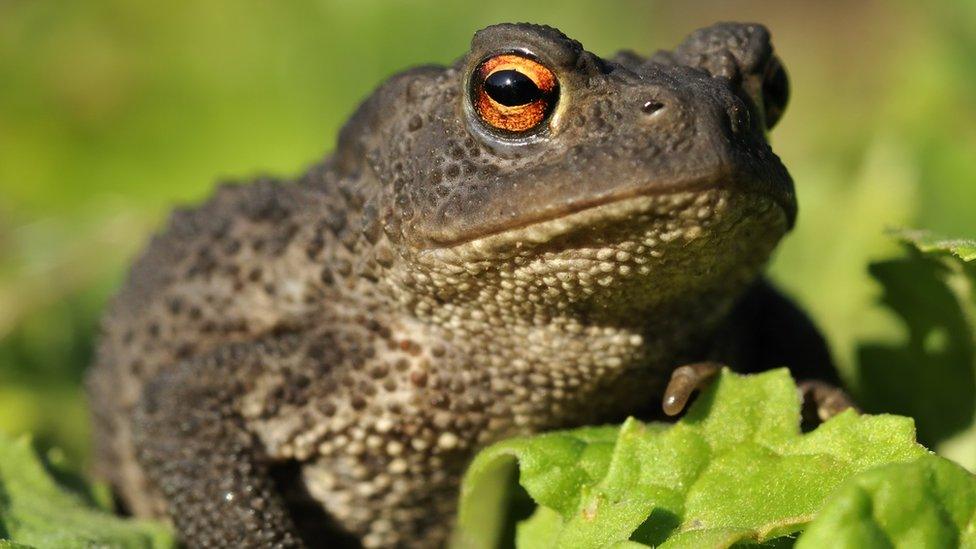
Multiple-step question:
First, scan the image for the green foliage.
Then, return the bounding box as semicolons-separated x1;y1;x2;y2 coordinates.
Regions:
896;229;976;262
857;230;976;469
0;434;173;549
798;455;976;548
454;369;956;549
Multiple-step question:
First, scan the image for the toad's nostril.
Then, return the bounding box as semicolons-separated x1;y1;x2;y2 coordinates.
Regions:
641;100;665;115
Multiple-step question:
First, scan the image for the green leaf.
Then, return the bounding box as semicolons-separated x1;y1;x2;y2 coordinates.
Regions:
857;230;976;469
0;542;35;549
797;454;976;548
0;434;174;549
894;229;976;262
453;369;928;549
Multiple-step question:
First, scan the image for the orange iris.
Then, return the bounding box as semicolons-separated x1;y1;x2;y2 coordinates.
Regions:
472;54;558;133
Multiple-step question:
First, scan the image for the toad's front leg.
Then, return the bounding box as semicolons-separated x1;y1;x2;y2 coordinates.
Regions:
661;361;723;416
134;341;305;549
660;279;858;421
661;361;856;424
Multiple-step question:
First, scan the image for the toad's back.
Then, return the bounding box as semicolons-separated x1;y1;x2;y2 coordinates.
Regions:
88;173;349;510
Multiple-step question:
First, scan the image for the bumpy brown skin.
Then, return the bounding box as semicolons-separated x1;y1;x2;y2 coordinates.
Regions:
86;22;837;548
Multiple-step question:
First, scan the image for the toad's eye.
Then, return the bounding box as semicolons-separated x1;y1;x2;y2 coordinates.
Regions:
471;54;559;134
762;56;789;129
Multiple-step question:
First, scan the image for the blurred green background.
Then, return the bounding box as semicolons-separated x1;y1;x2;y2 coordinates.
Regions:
1;0;974;468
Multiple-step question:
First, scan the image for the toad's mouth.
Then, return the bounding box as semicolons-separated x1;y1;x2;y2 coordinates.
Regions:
419;169;795;255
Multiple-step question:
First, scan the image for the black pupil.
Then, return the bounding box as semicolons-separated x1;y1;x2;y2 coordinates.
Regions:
483;69;542;107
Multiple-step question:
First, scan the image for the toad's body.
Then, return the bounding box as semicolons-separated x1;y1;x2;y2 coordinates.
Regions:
87;22;835;548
